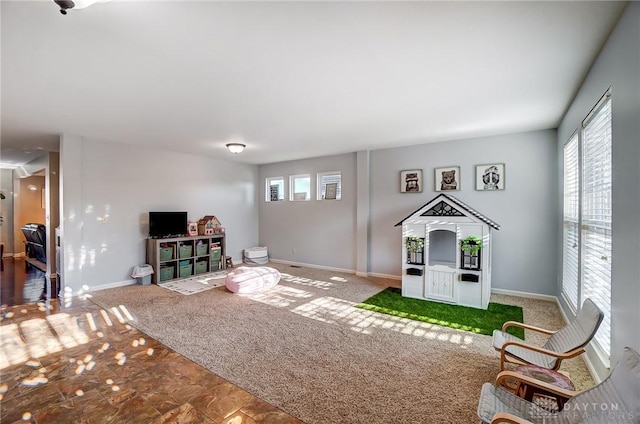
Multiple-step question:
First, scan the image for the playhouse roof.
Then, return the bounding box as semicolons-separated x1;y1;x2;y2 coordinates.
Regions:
394;193;500;230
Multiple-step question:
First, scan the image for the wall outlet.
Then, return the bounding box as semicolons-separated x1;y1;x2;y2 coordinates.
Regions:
291;247;297;255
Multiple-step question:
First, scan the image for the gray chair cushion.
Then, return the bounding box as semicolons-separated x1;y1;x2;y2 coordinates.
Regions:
492;329;558;369
544;299;604;355
477;347;640;424
492;298;604;370
477;383;563;424
557;347;640;422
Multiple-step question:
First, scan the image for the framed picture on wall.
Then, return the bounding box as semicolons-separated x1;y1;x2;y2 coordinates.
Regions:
324;183;338;200
475;163;505;190
434;166;460;192
400;170;423;193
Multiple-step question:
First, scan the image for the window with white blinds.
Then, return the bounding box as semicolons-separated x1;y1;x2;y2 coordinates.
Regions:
561;90;612;360
581;92;612;358
562;133;579;310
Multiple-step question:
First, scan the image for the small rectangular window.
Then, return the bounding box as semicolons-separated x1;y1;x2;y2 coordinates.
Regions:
265;177;284;202
317;172;342;200
289;174;311;201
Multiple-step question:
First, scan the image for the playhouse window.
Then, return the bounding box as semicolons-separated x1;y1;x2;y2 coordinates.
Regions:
460;245;481;270
406;237;425;265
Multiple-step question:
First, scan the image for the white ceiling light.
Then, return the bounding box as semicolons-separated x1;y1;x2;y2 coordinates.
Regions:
226;143;246;154
53;0;105;15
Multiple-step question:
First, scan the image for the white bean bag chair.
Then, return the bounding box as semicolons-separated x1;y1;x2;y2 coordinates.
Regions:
225;266;281;294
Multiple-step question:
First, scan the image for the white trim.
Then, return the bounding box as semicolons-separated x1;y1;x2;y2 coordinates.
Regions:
269;259;354;275
490;288;557;302
90;279;136;292
269;260;401;281
14;252;25;258
368;272;401;280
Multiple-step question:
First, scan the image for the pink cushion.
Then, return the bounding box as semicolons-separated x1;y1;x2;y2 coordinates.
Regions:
225;266;281;294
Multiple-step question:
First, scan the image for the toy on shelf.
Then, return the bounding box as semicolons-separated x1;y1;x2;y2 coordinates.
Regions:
197;215;225;236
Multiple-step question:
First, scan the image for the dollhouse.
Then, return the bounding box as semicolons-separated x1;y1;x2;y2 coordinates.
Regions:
395;194;500;309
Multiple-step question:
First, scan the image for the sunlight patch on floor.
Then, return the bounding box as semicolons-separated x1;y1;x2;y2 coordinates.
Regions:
290;296;475;345
0;301;139;372
46;313;89;348
279;273;334;290
242;285;313;307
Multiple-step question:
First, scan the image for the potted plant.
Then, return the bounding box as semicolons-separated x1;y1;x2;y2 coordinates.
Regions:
460;235;483;254
405;236;424;253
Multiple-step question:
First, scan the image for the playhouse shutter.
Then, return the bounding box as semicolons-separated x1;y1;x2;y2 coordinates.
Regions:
581;92;612;357
562;133;579;310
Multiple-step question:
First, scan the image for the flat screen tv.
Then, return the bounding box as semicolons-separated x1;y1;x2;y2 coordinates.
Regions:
149;212;188;238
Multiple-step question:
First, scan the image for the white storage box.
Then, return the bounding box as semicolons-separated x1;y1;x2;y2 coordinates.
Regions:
244;246;268;264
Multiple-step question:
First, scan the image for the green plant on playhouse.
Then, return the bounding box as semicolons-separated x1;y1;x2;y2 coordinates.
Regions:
405;236;424;253
460;235;483;254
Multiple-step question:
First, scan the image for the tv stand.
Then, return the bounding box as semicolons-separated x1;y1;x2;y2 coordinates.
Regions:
146;234;226;285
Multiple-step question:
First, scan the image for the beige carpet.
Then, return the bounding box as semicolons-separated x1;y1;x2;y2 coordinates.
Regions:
89;263;593;423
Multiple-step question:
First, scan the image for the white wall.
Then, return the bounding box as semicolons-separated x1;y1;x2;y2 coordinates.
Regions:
557;2;640;379
0;169;14;254
259;153;357;271
370;130;559;295
258;130;559;297
60;135;259;292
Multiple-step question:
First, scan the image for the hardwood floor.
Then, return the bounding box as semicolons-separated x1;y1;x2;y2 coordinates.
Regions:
0;259;303;424
0;258;47;308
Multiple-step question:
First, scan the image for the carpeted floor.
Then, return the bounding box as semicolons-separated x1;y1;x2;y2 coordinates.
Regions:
89;263;594;423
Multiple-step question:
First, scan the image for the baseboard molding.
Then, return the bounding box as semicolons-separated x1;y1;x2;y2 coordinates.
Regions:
490;288;557;302
269;259;402;281
367;271;401;280
269;259;355;275
91;279;136;292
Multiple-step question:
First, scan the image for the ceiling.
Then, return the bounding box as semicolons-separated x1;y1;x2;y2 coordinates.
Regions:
0;1;627;166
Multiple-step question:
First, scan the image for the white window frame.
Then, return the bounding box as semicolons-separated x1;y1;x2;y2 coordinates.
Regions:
561;88;612;364
289;174;311;201
562;132;580;312
265;177;285;202
317;171;342;200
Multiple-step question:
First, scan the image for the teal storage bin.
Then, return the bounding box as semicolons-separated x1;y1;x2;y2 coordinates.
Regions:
159;247;173;261
195;242;208;256
159;266;174;282
179;245;193;258
195;260;208;274
179;262;193;278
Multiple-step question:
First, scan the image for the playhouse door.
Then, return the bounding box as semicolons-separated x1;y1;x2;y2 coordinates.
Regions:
424;224;457;303
426;265;456;302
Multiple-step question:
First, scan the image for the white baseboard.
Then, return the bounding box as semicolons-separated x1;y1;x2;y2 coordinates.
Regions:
491;288;557;302
90;279;137;292
269;259;402;281
269;259;355;275
367;272;401;280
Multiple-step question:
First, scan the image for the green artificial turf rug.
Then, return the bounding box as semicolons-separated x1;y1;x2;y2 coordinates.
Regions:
356;287;525;339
